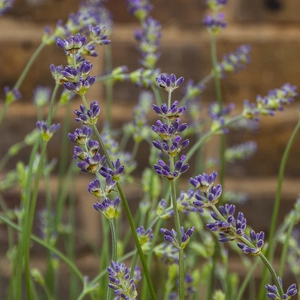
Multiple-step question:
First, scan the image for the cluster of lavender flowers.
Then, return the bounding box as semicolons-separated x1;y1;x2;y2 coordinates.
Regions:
2;0;300;299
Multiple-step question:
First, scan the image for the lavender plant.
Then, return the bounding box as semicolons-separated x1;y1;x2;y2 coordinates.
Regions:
0;0;299;299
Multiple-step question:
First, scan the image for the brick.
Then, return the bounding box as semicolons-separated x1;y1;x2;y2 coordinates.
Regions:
8;0;80;24
228;0;300;23
106;0;206;28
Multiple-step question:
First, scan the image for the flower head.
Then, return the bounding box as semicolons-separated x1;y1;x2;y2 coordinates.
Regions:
33;86;51;107
205;0;228;10
135;17;161;68
56;33;87;55
4;86;21;104
93;197;120;219
237;230;265;255
64;75;96;96
36;121;60;142
217;45;251;76
88;175;116;198
190;171;218;192
154;155;189;181
256;83;297;116
68;126;92;145
160;226;195;249
225;141;257;163
74;101;100;125
152;119;188;141
156;73;184;93
127;0;153;22
107;260;138;299
152;101;186;121
265;278;297;299
203;13;227;34
0;0;14;15
88;25;111;45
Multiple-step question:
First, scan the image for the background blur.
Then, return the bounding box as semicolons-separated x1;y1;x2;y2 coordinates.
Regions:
0;0;299;294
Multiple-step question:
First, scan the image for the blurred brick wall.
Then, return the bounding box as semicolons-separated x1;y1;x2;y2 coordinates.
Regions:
0;0;299;249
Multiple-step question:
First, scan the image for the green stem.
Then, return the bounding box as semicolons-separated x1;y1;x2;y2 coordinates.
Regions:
210;32;226;197
152;86;163;106
236;258;260;300
259;118;300;297
15;42;46;89
130;251;139;279
278;199;300;278
179;73;213;106
68;187;77;300
0;214;84;281
185;115;243;163
23;142;48;300
100;215;110;298
106;219;117;300
205;239;218;300
0;101;10;128
55;100;72;228
104;45;113;128
170;179;184;300
0;42;46;127
14;138;40;300
46;83;60;126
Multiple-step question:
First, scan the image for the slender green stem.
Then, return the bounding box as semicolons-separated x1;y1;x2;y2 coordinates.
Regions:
185;115;243;163
68;187;77;300
170;179;184;300
0;101;10;127
46;83;60;126
14;138;40;300
129;251;139;279
99;215;110;298
259;118;300;298
179;73;213;106
210;32;226;197
236;258;260;300
15;42;46;89
152;86;163;106
55;100;72;228
104;45;113;128
106;219;117;300
0;214;84;281
278;198;300;278
131;142;140;161
205;238;218;300
0;42;46;127
23;142;48;300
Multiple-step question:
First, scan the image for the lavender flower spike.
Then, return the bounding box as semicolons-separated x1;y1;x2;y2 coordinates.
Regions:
203;13;227;34
152;101;187;121
0;0;14;15
107;260;138;299
36;121;60;142
190;171;218;192
64;75;96;96
266;277;297;299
